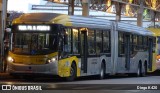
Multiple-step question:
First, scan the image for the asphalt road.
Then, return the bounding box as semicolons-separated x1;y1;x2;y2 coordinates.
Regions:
0;74;160;93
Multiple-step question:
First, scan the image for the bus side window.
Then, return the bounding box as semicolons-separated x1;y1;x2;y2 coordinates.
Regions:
118;32;125;55
143;36;148;51
103;30;110;53
153;37;156;53
137;35;144;51
133;35;137;52
88;29;95;54
96;30;102;54
72;28;79;54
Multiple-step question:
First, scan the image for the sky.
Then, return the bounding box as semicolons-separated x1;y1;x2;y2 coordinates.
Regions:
7;0;41;12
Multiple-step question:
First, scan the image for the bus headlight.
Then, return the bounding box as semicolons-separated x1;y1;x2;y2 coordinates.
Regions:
7;56;14;63
46;57;57;64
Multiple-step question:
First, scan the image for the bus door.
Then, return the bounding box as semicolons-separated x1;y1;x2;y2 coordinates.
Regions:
148;38;153;71
125;34;130;70
80;31;87;73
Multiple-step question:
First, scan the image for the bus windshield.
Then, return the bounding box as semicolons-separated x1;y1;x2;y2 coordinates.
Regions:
12;33;58;55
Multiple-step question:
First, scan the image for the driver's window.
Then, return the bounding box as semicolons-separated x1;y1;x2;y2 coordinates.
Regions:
63;28;71;53
59;28;72;58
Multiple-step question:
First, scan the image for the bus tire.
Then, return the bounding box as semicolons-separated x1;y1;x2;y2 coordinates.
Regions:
141;63;147;77
99;63;105;79
66;63;77;81
136;64;141;77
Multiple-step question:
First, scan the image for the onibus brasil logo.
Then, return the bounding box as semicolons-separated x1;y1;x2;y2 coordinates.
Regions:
2;85;42;90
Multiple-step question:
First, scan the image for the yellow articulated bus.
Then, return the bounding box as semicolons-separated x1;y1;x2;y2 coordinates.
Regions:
7;13;155;81
148;28;160;70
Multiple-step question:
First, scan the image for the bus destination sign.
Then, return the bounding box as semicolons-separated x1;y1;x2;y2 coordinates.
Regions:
18;25;50;31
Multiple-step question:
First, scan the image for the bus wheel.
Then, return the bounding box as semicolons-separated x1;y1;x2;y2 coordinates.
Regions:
66;63;77;81
141;63;147;77
99;63;105;79
136;64;141;77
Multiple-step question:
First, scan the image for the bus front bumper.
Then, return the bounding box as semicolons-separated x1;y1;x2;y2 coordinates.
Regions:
7;62;58;76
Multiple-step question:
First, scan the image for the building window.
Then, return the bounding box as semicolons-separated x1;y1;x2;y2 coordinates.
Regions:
153;37;156;53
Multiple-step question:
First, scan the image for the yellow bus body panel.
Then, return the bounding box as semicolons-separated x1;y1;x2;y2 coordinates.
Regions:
147;28;160;72
58;56;80;77
149;52;157;72
8;51;81;77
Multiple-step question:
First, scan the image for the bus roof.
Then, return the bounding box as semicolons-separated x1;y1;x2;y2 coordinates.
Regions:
118;22;154;36
12;13;60;24
13;13;154;36
12;13;112;29
147;28;160;36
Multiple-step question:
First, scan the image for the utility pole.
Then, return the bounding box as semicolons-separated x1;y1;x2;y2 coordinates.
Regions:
68;0;74;15
82;0;89;16
115;2;122;22
137;0;144;27
0;0;7;72
150;11;156;28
